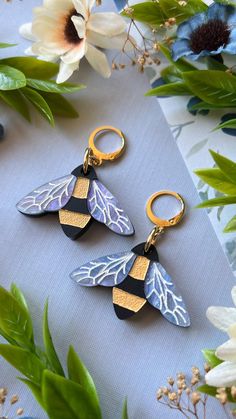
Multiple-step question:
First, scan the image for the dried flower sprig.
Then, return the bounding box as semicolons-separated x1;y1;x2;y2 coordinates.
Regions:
0;387;25;418
157;367;211;418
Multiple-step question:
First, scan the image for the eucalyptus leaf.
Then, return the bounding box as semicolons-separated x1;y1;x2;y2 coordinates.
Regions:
43;301;64;376
215;118;236;131
19;378;44;409
0;57;58;79
0;90;30;121
67;346;101;418
122;398;129;419
39;92;78;118
196;195;236;208
10;283;29;312
146;81;191;96
0;64;26;90
224;215;236;232
210;150;236;184
26;78;85;94
195;168;236;195
21;87;54;126
202;349;222;368
183;70;236;107
0;344;45;385
0;286;34;349
42;370;101;419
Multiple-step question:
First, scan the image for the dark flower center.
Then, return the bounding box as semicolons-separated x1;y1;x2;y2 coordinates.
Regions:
190;19;231;54
64;9;84;44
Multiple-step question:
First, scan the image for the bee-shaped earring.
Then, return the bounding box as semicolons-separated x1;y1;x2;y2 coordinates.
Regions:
16;126;134;240
70;190;190;327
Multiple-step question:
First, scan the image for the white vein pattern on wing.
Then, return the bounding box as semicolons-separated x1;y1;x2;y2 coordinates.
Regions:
144;262;189;326
17;175;76;214
71;251;136;287
87;180;133;235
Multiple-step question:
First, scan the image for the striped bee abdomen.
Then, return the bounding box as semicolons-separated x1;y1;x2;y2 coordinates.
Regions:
113;256;150;320
59;177;93;240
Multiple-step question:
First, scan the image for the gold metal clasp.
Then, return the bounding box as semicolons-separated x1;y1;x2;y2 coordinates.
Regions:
88;125;125;165
144;190;185;253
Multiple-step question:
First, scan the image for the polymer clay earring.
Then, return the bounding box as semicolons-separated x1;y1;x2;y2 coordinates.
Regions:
16;126;134;240
70;191;190;327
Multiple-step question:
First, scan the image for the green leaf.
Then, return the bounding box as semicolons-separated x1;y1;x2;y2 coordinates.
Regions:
159;44;197;72
198;384;235;402
19;378;44;409
0;65;26;90
0;326;18;346
26;78;85;94
43;301;64;376
196;195;236;208
42;370;101;419
183;70;236;107
215;118;236;131
0;57;58;79
202;349;222;368
122;398;129;419
198;384;217;397
21;87;54;126
0;90;30;121
10;284;29;312
122;2;165;25
146;81;191;96
0;286;34;349
0;344;45;385
0;43;17;48
189;101;228;111
39;92;79;118
224;215;236;232
206;57;227;71
159;0;207;24
210;149;236;184
67;346;101;418
161;65;183;83
195;168;236;195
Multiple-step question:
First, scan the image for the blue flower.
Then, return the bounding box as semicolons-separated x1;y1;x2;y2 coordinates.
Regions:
172;3;236;61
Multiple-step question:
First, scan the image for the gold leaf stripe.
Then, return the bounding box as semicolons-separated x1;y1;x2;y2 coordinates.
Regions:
113;288;146;312
59;210;91;228
72;177;90;199
129;256;150;280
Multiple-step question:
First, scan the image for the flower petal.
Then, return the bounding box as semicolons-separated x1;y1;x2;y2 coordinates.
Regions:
205;361;236;387
216;338;236;362
72;0;86;17
177;12;206;40
87;12;126;37
207;3;235;22
87;30;130;50
85;43;111;78
57;60;79;83
71;15;86;39
172;39;192;61
19;23;37;42
206;306;236;332
61;41;86;64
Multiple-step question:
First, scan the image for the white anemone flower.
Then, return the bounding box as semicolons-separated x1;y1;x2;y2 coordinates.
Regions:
205;286;236;387
19;0;130;83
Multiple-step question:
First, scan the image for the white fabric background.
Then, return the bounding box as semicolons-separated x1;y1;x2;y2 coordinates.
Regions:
0;1;235;418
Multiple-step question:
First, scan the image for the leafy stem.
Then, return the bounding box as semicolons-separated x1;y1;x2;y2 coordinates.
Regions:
0;283;129;419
